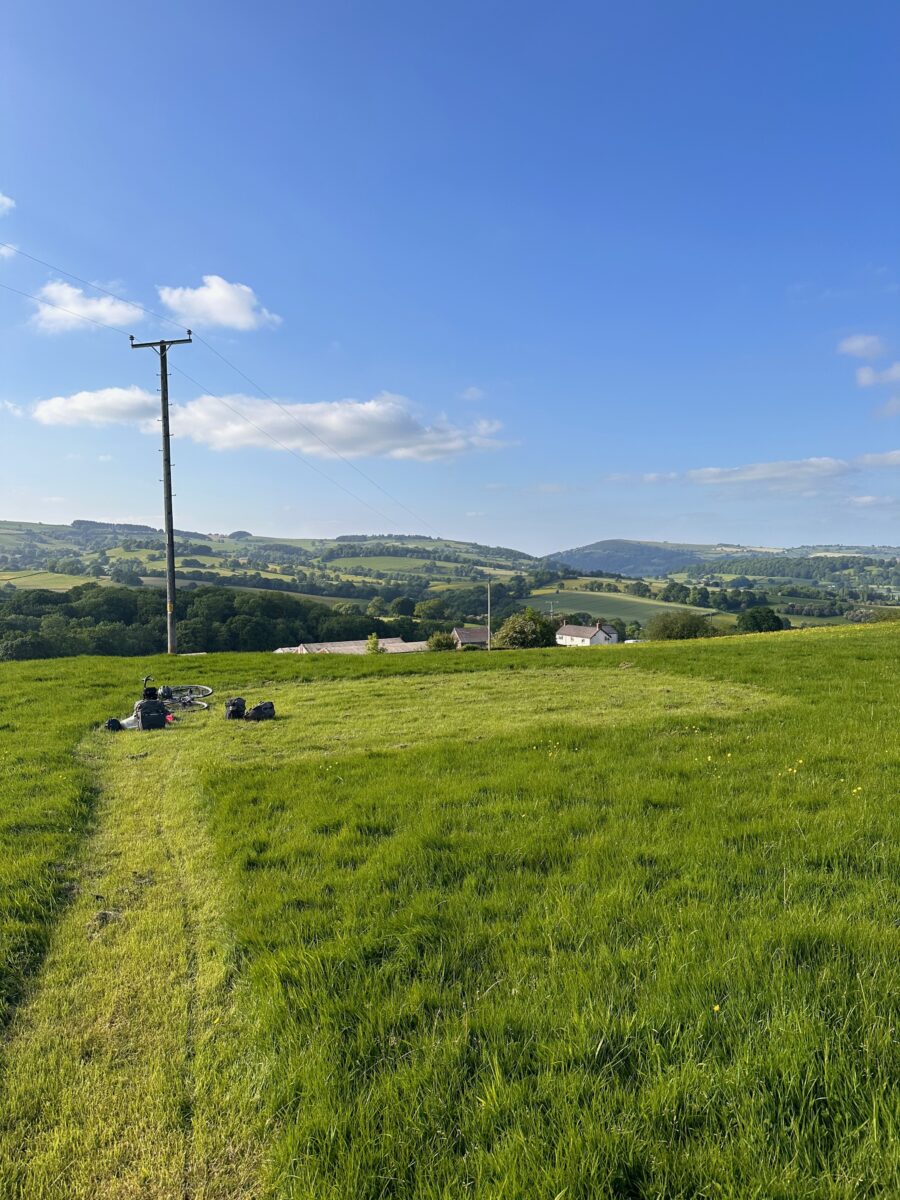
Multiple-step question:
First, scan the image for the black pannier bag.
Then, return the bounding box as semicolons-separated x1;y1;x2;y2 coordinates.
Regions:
224;697;246;720
134;698;169;730
244;701;275;722
104;718;123;732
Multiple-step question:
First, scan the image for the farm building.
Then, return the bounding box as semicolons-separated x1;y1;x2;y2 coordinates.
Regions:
275;638;428;655
451;626;490;650
556;621;619;647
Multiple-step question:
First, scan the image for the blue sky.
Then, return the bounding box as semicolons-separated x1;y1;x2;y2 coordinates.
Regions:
2;0;900;554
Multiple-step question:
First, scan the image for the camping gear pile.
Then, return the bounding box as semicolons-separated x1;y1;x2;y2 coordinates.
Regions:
103;680;200;732
224;697;276;721
103;681;275;730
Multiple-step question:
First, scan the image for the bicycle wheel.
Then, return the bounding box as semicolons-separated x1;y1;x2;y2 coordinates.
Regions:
163;697;209;713
167;684;213;701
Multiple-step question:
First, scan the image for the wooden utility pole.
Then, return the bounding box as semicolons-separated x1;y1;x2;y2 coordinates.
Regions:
487;577;492;650
130;331;192;654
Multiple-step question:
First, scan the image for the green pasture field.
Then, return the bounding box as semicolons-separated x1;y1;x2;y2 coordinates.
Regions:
0;570;107;591
323;555;456;575
528;586;732;628
0;627;899;1196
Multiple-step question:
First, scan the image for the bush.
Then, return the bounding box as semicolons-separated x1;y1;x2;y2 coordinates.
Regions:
427;631;456;651
493;608;557;650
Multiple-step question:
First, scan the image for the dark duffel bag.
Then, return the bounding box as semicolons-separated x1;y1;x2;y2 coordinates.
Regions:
104;717;123;732
224;697;246;720
134;698;169;730
244;701;275;722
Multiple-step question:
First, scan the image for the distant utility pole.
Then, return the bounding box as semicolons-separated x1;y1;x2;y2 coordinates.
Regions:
130;331;192;654
487;578;492;650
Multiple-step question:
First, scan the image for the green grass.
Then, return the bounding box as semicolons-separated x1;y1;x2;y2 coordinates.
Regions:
0;628;899;1196
0;570;105;590
529;586;727;626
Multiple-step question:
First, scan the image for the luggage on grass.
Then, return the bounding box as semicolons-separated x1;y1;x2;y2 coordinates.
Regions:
244;701;275;722
133;698;169;730
224;697;246;720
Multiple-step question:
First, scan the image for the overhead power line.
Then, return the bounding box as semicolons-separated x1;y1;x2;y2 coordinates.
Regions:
0;241;444;537
0;276;399;527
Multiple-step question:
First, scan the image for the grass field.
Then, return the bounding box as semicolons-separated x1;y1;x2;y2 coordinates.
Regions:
528;586;734;628
0;570;107;590
1;627;899;1196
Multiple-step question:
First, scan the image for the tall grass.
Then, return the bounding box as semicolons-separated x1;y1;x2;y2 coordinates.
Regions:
0;627;898;1196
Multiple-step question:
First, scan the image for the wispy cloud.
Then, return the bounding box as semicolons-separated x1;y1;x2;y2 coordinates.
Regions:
848;494;898;508
0;243;16;259
874;396;900;419
31;387;505;461
686;457;850;489
632;448;900;494
856;363;900;387
642;471;679;483
158;275;280;331
459;386;486;402
0;193;14;217
31;281;143;333
857;450;900;469
837;333;887;359
1;399;23;417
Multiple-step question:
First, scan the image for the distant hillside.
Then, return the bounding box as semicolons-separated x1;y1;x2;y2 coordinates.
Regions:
547;539;730;576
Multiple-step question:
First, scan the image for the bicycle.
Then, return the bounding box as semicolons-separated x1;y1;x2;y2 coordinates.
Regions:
142;676;213;712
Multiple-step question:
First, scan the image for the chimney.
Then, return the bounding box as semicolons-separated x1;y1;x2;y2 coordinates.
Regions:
596;620;602;628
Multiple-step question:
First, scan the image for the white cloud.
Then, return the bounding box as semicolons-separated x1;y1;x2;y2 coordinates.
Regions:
33;385;158;426
158;275;280;331
30;387;504;461
1;399;23;417
31;280;143;333
875;396;900;419
686;457;850;489
98;454;113;462
857;450;900;469
172;393;503;460
0;193;14;217
849;494;897;508
0;243;16;259
642;471;679;483
460;386;486;402
856;363;900;387
838;334;886;359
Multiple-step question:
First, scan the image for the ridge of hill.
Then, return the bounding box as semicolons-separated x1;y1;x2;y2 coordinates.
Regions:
547;537;900;575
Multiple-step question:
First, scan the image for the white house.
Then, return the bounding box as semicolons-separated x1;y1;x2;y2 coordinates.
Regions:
556;621;619;647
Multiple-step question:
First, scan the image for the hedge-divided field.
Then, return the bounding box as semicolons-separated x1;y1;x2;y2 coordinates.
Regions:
0;627;898;1198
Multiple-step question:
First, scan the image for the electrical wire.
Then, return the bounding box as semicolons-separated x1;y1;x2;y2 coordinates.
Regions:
0;276;415;530
0;241;444;536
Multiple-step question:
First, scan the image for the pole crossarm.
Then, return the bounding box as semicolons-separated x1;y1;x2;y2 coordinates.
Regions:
129;331;192;350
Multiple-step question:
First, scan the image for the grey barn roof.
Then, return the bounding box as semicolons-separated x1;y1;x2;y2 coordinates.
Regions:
452;626;490;643
275;638;428;655
557;623;617;639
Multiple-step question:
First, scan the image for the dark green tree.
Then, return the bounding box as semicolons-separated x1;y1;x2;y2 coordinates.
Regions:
736;606;784;633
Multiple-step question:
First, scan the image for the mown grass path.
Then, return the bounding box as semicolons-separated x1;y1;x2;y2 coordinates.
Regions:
0;735;266;1198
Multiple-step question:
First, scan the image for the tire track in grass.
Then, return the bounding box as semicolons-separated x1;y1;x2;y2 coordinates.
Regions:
0;722;267;1199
